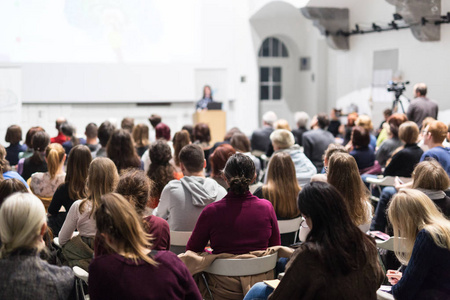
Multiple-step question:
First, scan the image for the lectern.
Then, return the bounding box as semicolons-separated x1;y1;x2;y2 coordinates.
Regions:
193;110;226;145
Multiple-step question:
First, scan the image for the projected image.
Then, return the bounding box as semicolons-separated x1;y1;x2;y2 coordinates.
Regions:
0;0;201;63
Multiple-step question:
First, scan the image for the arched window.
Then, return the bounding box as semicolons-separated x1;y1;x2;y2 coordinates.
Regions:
258;37;289;57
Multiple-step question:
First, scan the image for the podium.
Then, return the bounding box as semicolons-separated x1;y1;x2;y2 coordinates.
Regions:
193;110;226;145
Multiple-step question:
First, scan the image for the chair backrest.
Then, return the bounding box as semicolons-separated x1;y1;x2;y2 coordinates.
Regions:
170;231;192;246
376;236;407;252
27;177;52;210
73;266;89;283
277;217;302;234
205;252;278;276
366;176;412;186
53;231;79;249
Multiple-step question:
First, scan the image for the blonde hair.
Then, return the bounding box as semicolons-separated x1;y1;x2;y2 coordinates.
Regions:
412;160;450;191
270;129;295;149
327;153;371;226
388;189;450;265
355;115;374;132
274;119;291;131
45;143;65;179
95;193;156;266
80;157;119;218
263;152;301;218
0;193;46;258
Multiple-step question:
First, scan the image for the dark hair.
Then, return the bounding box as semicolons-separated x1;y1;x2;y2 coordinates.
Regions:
223;153;255;195
98;121;116;147
148;114;162;128
172;130;191;166
210;144;236;178
224;127;241;141
0;179;28;206
317;113;330;129
298;182;376;276
388;113;408;138
383;109;392;118
66;145;92;200
193;123;211;143
351;126;370;148
107;129;141;172
132;124;150;148
5;125;22;145
179;144;204;173
116;169;152;216
230;133;251;153
24;127;44;148
147;140;174;204
203;85;213;100
30;131;50;165
155;123;171;141
85;123;98;139
61;123;80;147
121;117;135;133
182;125;194;142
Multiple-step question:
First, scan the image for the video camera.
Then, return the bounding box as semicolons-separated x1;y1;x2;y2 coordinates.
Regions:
386;80;409;94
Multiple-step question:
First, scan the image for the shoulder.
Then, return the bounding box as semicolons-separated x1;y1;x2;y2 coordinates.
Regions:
145;215;169;228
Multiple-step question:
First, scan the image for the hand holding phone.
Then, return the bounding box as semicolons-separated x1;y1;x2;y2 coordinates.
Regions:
386;270;402;286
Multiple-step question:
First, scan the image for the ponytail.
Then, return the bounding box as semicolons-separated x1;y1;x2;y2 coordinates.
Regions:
223;153;255;195
45;144;65;179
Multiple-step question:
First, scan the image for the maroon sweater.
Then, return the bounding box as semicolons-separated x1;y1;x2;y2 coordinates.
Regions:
88;251;202;300
186;191;281;254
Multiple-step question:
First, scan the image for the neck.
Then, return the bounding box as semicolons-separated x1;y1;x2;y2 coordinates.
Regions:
183;170;205;177
313;125;321;130
429;142;444;149
86;137;97;144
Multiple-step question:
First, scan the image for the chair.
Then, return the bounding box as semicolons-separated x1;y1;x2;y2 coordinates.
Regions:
202;253;278;300
53;231;79;249
376;236;406;252
27;177;53;211
169;231;192;255
73;266;89;300
277;217;302;244
366;176;411;202
377;289;394;300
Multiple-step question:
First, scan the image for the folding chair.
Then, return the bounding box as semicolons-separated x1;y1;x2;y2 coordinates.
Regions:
73;266;89;300
366;176;411;202
277;217;302;244
170;231;192;254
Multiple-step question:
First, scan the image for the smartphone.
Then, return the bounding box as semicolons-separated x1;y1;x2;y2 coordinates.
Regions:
369;230;390;241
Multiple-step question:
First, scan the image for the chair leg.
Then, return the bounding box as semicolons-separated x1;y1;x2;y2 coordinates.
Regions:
201;272;214;300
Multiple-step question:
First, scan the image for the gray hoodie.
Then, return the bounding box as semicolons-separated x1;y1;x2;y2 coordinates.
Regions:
154;176;227;231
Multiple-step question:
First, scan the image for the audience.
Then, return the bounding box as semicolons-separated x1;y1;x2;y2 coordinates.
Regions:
265;119;292;157
20;130;50;181
61;122;86;155
230;132;261;177
209;144;236;189
107;129;141;172
327;108;341;138
155;122;171;141
19;126;44;161
50;117;68;144
406;83;439;128
132;123;150;157
4;125;26;166
310;143;347;182
85;122;100;152
244;182;384;300
47;144;92;236
193;122;211;149
147;140;176;209
376;113;408;168
348;126;375;173
187;153;280;254
94;120;115;158
292;111;310;146
88;193;202;300
0;145;28;188
120;117;135;134
302;113;335;172
253;152;301;245
421;120;450;176
251;111;277;153
342;112;358;146
327;152;372;232
171;129;191;173
58;157;119;270
182;124;194;142
387;189;450;299
0;179;28;206
30;143;66;198
355;115;377;149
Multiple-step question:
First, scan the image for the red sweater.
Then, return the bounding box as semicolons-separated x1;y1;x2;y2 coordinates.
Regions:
186;191;281;254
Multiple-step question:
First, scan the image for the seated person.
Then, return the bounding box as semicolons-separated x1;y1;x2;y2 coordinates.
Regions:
0;179;28;206
348;126;375;172
61;123;86;155
376;113;407;168
187;153;281;255
4;125;27;166
0;145;28;188
421;120;450;176
209;144;236;190
21;131;50;181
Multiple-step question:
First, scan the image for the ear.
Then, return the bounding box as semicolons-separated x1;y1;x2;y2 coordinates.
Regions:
62;154;67;163
203;159;207;169
40;223;47;237
180;162;186;173
251;172;257;184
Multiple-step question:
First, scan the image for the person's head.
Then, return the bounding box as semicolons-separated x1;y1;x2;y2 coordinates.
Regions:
223;127;241;142
412;160;450;191
30;131;50;165
0;179;28;207
210;144;236;178
223;153;255;195
24;126;44;149
264;152;300;218
388;189;450;264
294;111;310;129
5;125;22;145
85;123;98;140
314;113;330;129
262;111;277;127
107;129;141;171
327;152;370;226
351;126;370;148
155;123;171;141
421;117;435;131
45;143;66;179
424;120;447;145
95;193;156;265
193;123;211;144
270;129;295;151
55;117;67;132
347;112;358;127
413;82;427;97
116;169;152;217
0;193;46;258
182;125;194;142
60;122;75;138
398;121;419;144
83;157;119;217
97;121;115;147
330;108;341;119
383;108;392;121
172;130;191;166
121;117;135;134
65;145;92;201
203;85;212;99
149;140;172;166
148;114;162;128
298;181;374;275
132;123;150;147
355;115;374;133
387;113;408;138
147;140;175;200
230;132;251;153
274;119;291;131
179;144;205;174
322;144;347;168
0;145;11;176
